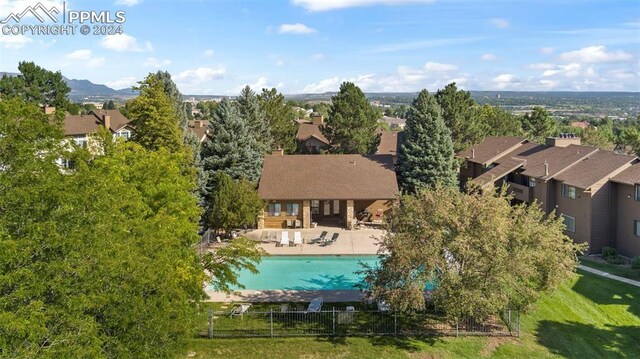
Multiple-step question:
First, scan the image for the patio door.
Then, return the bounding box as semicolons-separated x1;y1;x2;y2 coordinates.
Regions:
323;200;331;215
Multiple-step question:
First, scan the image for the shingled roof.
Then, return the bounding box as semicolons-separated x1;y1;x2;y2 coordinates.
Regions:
518;144;599;180
296;123;329;145
554;151;637;190
258;154;399;200
63;109;131;136
611;161;640;185
376;131;403;156
457;136;527;165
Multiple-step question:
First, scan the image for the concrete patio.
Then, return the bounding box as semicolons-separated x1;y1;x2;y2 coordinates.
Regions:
244;226;385;255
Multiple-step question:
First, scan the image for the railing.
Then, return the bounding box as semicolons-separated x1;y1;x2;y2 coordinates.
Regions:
507;182;532;202
202;307;519;338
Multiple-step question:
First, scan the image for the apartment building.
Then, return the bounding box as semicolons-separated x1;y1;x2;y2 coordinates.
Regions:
458;135;639;257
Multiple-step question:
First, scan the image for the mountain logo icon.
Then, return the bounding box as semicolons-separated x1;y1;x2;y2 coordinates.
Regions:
0;2;60;24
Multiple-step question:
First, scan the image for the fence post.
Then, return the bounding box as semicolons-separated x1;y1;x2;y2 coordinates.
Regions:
270;309;274;338
456;322;459;337
332;307;336;335
516;310;520;338
208;308;214;339
394;312;397;336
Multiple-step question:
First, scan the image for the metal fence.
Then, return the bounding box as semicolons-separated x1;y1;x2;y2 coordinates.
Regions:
203;307;519;338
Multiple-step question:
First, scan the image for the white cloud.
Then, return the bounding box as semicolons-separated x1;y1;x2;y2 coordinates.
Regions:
489;18;510;29
303;77;341;93
228;77;283;94
540;47;554;55
311;53;325;61
558;45;633;63
87;57;106;67
424;61;457;72
115;0;140;6
175;66;225;83
67;49;92;60
100;34;152;52
292;0;434;12
203;49;214;57
106;76;138;90
529;62;556;70
0;34;32;49
370;37;484;53
277;23;317;34
493;74;520;89
143;57;171;68
481;53;497;61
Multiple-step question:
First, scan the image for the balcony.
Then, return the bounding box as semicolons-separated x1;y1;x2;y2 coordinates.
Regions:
507;182;532;203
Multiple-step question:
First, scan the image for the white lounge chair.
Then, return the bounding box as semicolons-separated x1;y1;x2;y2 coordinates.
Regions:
377;300;390;312
306;296;323;312
280;231;289;247
293;231;303;246
230;303;252;317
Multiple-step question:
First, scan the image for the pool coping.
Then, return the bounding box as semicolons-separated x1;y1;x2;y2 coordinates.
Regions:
205;289;365;303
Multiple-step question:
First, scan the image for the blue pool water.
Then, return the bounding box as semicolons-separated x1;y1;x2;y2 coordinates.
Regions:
226;255;380;290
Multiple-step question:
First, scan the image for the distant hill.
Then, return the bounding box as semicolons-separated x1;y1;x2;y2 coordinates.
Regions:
0;72;137;101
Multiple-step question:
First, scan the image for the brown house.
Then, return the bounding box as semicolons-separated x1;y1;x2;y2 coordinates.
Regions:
64;109;133;147
257;154;399;229
376;130;403;161
188;120;209;142
458;135;639;256
295;113;330;153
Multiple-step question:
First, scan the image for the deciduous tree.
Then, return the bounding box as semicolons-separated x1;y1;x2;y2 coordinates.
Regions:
0;61;71;110
206;172;263;234
363;185;584;322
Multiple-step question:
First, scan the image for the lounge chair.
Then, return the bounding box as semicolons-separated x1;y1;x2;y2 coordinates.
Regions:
295;219;302;228
306;296;323;312
286;219;293;228
330;233;339;243
230;303;252;317
377;300;390;312
280;231;289;247
316;231;328;243
293;231;303;246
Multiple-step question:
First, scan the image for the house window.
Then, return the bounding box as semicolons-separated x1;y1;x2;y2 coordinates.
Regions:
529;177;536;187
311;200;320;215
286;203;299;216
268;203;281;216
333;200;340;214
116;129;131;140
562;184;576;199
635;185;640;201
635;220;640;237
72;136;88;148
562;214;576;233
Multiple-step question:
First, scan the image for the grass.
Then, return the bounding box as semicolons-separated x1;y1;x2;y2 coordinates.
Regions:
180;270;640;358
579;257;640;281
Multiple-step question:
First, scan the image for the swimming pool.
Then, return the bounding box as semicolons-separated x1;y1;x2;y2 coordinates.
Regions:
225;255;379;290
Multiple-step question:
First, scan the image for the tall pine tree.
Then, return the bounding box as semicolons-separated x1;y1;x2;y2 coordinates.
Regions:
435;82;483;152
522;107;557;142
236;86;271;154
201;99;263;186
258;88;297;153
322;82;379;154
397;90;458;193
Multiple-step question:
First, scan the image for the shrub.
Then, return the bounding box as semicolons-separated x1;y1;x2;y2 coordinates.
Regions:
606;255;625;265
602;247;617;260
632;257;640;270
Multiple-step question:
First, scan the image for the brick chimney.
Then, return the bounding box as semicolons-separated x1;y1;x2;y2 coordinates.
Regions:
272;148;284;156
311;113;324;125
102;115;111;130
42;106;56;114
196;120;205;128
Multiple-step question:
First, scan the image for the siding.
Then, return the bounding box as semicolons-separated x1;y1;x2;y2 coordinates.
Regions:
615;183;640;257
589;181;613;254
263;200;303;228
555;183;592;251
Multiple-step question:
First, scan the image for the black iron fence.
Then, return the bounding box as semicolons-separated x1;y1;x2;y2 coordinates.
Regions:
202;307;519;338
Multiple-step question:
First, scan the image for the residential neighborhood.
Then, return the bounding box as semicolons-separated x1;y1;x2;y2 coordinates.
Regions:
1;0;639;359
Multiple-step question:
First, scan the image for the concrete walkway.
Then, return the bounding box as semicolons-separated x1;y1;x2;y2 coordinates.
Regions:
578;265;640;288
205;289;364;303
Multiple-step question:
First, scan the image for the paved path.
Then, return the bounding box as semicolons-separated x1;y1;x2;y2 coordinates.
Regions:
205;289;364;303
578;265;640;288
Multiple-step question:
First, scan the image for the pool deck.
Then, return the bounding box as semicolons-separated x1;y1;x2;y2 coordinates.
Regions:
205;289;365;303
244;227;385;255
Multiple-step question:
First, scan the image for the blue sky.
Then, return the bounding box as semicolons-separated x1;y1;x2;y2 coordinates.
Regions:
0;0;638;94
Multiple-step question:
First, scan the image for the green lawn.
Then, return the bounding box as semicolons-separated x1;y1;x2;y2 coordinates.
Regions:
180;270;640;358
580;257;640;281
